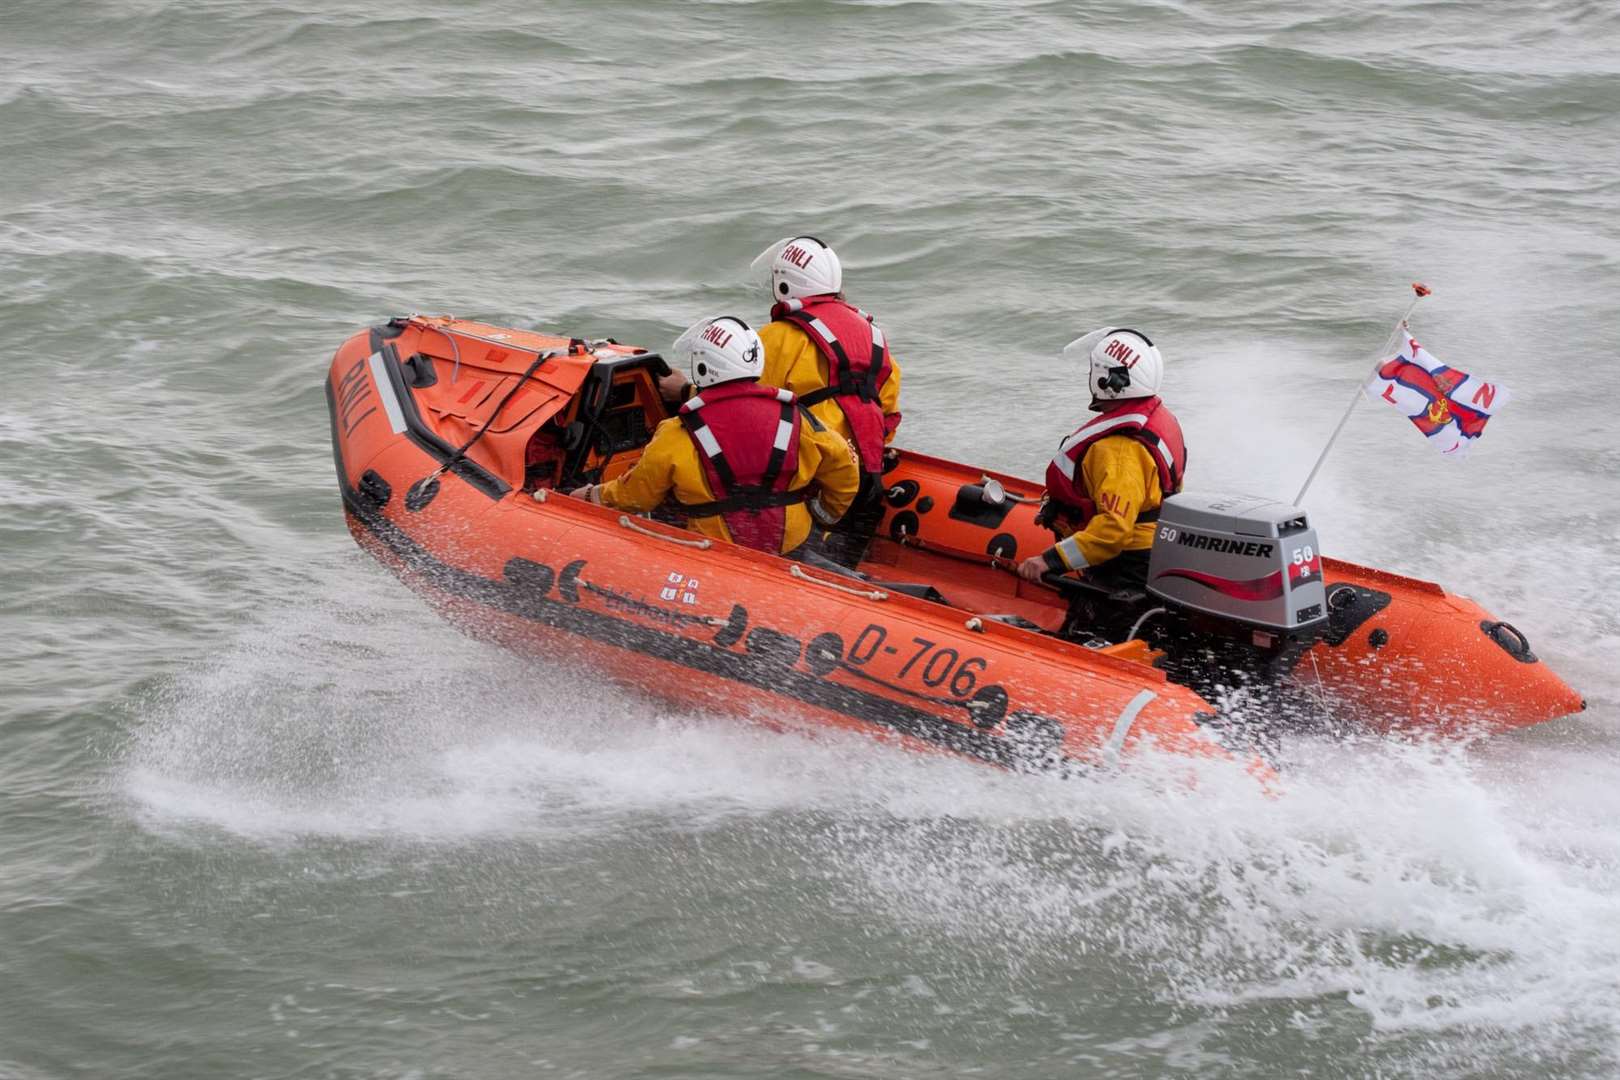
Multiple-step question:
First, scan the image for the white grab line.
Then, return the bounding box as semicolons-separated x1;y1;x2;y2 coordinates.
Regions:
789;564;889;601
618;515;712;549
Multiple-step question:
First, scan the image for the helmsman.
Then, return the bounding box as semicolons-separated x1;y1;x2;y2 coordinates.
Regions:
1017;328;1187;591
576;315;860;556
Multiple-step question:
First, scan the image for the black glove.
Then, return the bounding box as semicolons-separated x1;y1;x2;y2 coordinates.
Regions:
1033;493;1055;529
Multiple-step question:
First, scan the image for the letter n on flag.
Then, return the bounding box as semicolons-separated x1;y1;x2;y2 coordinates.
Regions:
1363;332;1509;458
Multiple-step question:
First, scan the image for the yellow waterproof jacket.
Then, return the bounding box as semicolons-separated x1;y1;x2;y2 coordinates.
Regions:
1045;435;1163;571
757;320;902;456
597;408;861;554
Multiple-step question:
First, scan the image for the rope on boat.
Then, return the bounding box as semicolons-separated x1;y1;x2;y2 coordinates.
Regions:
788;564;888;601
423;320;466;384
419;348;559;489
618;515;713;549
1126;606;1167;642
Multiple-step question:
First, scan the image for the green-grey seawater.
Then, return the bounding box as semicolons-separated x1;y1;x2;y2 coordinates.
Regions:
3;1;1618;1077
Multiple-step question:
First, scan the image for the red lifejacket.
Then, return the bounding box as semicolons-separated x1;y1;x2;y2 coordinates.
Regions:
677;380;805;553
769;295;896;474
1044;396;1187;525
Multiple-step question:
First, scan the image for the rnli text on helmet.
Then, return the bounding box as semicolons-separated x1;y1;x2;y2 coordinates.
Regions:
701;323;734;348
781;244;815;269
1105;338;1140;368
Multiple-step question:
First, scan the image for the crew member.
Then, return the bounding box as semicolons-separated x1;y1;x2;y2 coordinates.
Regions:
575;315;860;556
1017;328;1187;592
660;237;902;454
658;238;900;565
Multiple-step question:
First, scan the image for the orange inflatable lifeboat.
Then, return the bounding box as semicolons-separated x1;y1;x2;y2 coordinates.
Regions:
325;315;1584;774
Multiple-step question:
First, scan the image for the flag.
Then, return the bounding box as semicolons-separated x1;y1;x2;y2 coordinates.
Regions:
1363;331;1509;457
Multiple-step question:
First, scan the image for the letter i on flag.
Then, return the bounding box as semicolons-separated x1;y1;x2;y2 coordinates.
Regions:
1363;332;1509;458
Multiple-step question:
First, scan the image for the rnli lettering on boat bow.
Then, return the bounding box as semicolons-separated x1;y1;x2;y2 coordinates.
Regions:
1175;531;1274;559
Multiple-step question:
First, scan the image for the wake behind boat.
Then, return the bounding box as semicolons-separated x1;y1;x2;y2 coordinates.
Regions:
326;315;1584;774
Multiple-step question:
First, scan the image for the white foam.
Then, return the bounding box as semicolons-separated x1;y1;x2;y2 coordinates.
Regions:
118;534;1620;1070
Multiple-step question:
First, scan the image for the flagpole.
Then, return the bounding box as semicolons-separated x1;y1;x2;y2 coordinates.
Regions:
1291;282;1431;507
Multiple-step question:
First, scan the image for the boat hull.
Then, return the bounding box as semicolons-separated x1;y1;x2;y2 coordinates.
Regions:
325;315;1582;779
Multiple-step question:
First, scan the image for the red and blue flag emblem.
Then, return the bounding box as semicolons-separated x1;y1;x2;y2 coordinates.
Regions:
1364;332;1508;457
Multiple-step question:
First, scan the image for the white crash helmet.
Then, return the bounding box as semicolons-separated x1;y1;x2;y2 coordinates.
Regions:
750;235;843;301
1061;327;1163;405
671;315;764;388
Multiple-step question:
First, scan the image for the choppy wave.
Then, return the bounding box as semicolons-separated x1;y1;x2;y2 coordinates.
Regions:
113;592;1620;1075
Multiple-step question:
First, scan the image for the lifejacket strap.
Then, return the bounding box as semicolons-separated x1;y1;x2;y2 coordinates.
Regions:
679;412;737;489
785;312;855;381
676;488;810;517
798;383;877;407
865;327;884;398
757;401;796;492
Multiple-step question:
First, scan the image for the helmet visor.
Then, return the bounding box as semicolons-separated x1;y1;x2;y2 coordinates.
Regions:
1060;327;1112;366
749;237;793;295
670;313;728;366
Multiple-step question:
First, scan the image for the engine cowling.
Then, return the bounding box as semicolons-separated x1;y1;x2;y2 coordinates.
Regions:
1147;493;1328;637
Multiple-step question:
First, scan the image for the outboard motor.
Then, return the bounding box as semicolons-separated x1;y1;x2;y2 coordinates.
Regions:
1148;493;1327;639
1144;493;1329;689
